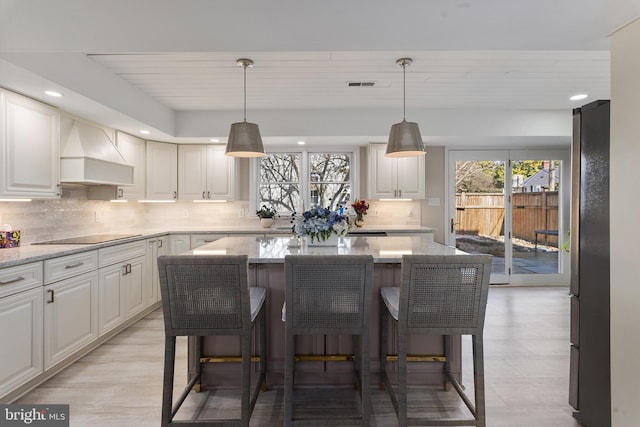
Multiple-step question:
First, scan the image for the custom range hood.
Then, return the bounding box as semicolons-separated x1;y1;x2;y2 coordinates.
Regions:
60;120;134;185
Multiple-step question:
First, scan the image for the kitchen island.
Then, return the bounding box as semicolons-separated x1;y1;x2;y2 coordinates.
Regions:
183;235;467;389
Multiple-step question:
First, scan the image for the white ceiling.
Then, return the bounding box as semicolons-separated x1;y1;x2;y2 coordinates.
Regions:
0;0;638;147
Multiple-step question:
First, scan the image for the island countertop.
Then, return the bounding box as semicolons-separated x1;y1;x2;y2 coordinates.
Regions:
188;235;464;263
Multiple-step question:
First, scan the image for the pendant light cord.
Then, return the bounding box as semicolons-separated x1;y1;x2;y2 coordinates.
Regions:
402;61;406;121
243;64;247;122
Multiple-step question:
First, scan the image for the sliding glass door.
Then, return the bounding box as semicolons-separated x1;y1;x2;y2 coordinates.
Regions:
448;149;570;285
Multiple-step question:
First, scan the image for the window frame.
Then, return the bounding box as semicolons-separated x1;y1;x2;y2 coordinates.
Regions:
250;146;361;215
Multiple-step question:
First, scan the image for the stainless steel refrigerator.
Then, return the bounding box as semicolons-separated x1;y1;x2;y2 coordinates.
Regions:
569;100;610;427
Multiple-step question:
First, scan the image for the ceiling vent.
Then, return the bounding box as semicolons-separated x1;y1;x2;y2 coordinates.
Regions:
347;81;375;87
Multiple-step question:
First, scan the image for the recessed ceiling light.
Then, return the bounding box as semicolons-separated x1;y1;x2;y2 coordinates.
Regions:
210;138;220;143
44;90;62;97
140;130;150;135
570;94;588;101
297;141;306;145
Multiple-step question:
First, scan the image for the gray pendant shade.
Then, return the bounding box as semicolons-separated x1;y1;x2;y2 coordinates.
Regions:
385;119;425;157
225;58;266;158
386;57;426;158
225;121;265;158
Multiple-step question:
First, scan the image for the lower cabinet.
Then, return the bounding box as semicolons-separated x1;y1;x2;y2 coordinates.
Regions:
0;287;44;398
98;241;147;336
44;271;99;370
147;236;168;304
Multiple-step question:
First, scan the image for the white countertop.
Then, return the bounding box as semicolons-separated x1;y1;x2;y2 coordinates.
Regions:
189;235;463;263
0;226;436;268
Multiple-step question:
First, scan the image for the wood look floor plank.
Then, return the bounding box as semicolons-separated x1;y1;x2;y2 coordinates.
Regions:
16;287;583;426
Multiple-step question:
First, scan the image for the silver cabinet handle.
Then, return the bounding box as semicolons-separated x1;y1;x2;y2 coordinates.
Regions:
65;261;84;269
202;191;206;199
207;191;211;199
118;187;124;198
158;239;163;248
173;191;177;199
0;276;25;285
47;289;55;304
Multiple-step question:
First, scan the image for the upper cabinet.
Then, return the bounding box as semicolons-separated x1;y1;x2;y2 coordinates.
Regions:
0;89;60;199
146;141;177;200
178;145;235;201
367;144;425;199
115;132;146;200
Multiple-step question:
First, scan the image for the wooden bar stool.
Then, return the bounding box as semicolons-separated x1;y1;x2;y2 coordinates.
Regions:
157;254;266;427
380;254;492;427
283;254;374;426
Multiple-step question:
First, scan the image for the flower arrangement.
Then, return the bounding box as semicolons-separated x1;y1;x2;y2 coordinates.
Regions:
256;205;278;219
291;206;349;243
351;199;369;216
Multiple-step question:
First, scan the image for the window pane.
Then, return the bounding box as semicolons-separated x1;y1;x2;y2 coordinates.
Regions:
311;183;351;210
260;153;300;182
309;154;350;182
258;184;301;213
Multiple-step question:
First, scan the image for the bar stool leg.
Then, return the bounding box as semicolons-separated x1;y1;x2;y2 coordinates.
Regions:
161;336;176;427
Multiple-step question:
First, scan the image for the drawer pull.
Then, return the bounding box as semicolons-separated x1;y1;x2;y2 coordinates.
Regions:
0;276;25;286
65;261;85;269
47;289;55;304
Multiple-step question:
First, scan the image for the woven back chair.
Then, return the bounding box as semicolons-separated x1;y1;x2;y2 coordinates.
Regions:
283;254;374;426
380;254;492;427
158;255;266;427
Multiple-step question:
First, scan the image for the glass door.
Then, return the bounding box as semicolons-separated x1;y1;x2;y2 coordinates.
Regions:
448;149;570;285
449;150;509;283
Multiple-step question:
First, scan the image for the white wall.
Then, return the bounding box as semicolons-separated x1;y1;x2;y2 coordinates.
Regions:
610;18;640;426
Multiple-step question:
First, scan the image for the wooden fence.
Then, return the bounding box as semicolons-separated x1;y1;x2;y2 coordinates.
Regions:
455;191;558;247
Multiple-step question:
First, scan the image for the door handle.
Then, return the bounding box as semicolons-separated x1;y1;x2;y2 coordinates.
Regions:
450;218;461;233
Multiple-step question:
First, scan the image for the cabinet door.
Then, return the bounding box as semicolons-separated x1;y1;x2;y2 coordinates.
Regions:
169;234;191;255
178;145;207;200
125;256;147;319
396;155;425;199
0;89;60;199
0;288;44;398
116;132;146;200
146;237;167;305
146;141;177;200
98;263;126;336
367;144;397;198
206;145;235;200
44;271;99;369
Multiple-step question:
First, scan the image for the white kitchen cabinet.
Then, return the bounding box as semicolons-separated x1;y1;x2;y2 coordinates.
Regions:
178;144;235;200
0;88;60;199
114;131;146;200
98;241;147;336
0;262;44;399
43;251;99;370
145;141;177;200
147;235;168;304
367;144;425;199
44;271;99;370
190;233;227;249
169;234;191;255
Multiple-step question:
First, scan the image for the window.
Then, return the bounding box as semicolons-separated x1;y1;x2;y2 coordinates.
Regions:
256;151;356;213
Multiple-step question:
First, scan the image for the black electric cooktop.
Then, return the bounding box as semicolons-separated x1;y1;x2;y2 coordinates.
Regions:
32;234;142;245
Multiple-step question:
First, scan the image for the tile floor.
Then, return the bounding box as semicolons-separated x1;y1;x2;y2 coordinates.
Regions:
17;286;582;426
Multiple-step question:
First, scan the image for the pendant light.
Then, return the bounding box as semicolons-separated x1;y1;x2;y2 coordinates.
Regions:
385;58;426;158
225;58;266;157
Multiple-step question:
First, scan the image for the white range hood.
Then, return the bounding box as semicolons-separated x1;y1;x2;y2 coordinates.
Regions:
60;120;134;186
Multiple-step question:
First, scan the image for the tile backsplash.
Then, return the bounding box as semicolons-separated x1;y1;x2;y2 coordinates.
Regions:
0;186;421;245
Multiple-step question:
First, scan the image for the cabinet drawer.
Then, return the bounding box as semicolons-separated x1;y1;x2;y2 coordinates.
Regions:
44;251;98;284
0;262;43;298
190;233;227;249
99;240;147;267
